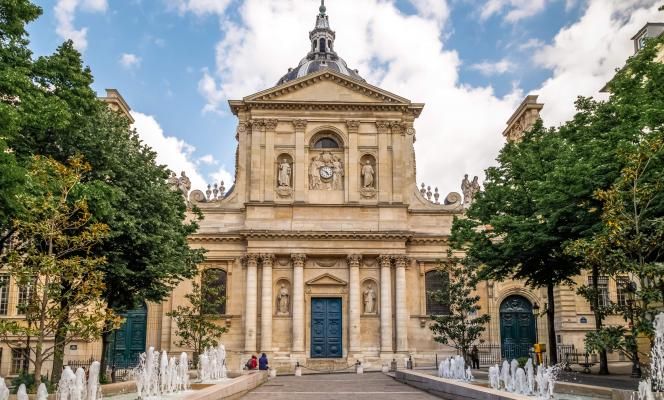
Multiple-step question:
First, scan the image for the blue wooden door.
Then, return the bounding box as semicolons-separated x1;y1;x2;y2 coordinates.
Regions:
311;298;342;358
500;296;535;359
107;305;147;367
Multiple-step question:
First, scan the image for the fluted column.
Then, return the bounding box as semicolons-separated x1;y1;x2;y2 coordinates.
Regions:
260;254;275;352
395;255;409;353
379;255;393;354
244;254;259;352
291;254;306;353
347;254;362;354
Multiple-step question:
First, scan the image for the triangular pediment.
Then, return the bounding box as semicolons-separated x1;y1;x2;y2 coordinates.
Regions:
306;273;347;286
243;70;411;105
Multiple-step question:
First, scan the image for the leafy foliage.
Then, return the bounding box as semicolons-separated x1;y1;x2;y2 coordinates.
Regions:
428;248;490;360
166;279;227;365
0;156;121;385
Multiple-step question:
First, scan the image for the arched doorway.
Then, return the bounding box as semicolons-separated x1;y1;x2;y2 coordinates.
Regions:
499;295;536;359
107;304;147;368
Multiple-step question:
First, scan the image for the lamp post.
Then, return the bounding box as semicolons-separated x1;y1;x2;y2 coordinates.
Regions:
626;281;642;379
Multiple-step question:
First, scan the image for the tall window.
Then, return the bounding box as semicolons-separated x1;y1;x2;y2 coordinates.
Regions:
0;275;9;315
426;270;450;315
202;269;227;315
616;276;630;307
11;348;26;374
314;137;339;149
587;275;609;308
16;284;31;315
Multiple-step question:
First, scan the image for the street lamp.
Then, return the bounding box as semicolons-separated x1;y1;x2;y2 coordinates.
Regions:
626;281;642;379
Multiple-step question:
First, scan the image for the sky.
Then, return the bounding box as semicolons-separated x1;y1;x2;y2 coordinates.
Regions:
28;0;664;195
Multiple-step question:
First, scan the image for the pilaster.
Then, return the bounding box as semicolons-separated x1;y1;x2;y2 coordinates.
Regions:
390;122;405;204
376;121;391;203
263;120;278;202
293;120;307;202
291;253;307;353
244;254;259;352
250;120;265;202
347;254;362;354
347;120;361;203
379;254;393;355
394;255;409;353
260;253;275;352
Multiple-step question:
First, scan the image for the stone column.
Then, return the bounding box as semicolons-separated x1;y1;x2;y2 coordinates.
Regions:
347;254;362;354
236;121;250;203
390;122;405;204
291;254;306;353
379;255;393;354
260;254;275;352
346;120;360;203
293;120;307;202
376;121;392;203
263;119;278;202
244;254;259;352
395;255;409;353
249;120;265;202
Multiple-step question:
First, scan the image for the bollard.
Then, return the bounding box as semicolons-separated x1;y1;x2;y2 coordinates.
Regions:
295;361;302;377
355;360;363;374
381;364;389;373
269;368;277;378
407;355;413;370
390;359;398;372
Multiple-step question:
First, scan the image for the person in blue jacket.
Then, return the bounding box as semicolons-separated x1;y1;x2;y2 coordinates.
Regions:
258;353;269;371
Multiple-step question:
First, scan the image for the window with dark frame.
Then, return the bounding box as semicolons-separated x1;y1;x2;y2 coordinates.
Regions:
616;276;630;307
202;269;227;315
313;137;339;149
16;284;31;315
0;275;9;315
426;270;450;315
11;348;26;374
587;275;610;308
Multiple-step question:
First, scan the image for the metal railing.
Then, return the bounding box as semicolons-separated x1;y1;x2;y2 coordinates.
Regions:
448;343;576;367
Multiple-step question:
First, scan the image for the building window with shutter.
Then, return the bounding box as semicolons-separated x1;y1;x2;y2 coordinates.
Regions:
0;275;9;315
587;275;609;308
426;270;450;315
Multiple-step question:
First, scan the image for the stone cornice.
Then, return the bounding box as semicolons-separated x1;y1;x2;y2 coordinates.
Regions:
231;101;423;117
241;230;412;241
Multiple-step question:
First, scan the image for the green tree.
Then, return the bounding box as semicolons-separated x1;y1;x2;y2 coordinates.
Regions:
428;249;490;361
0;156;120;386
1;1;205;380
166;278;227;366
0;140;24;252
455;121;582;365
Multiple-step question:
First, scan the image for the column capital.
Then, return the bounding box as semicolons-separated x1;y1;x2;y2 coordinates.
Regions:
376;121;390;134
243;253;259;267
260;253;275;267
394;255;409;268
389;121;407;135
264;119;278;131
291;253;306;268
250;119;267;132
378;254;392;268
292;119;308;130
346;120;361;131
347;254;362;268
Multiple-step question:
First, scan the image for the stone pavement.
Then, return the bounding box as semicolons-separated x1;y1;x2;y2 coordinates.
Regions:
239;372;440;400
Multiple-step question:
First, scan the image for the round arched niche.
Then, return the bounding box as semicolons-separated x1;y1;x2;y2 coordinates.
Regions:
361;278;378;315
275;153;293;198
309;129;345;149
359;154;378;199
275;279;291;316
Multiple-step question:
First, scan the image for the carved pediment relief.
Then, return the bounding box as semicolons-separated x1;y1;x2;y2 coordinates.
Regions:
243;70;411;105
306;273;347;287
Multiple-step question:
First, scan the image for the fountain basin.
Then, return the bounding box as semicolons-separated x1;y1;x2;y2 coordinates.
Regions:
396;370;531;400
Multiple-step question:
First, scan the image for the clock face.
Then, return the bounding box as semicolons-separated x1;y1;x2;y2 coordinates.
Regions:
320;166;333;179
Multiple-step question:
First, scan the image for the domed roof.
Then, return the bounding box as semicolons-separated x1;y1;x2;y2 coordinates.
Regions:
277;1;365;86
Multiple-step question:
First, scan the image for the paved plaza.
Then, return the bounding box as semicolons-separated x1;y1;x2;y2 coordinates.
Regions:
240;372;440;400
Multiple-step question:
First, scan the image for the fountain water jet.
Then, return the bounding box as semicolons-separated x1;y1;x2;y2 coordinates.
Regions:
17;384;28;400
0;376;9;400
37;383;48;400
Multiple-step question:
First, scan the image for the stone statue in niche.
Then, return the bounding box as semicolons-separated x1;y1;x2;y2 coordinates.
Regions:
309;152;344;190
276;284;290;315
363;284;376;314
361;160;375;188
278;159;292;187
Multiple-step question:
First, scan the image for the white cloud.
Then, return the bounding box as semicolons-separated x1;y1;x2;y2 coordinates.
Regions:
119;53;141;69
518;38;545;51
169;0;232;16
534;0;662;125
54;0;108;51
198;154;218;165
480;0;549;22
471;59;515;75
131;111;233;191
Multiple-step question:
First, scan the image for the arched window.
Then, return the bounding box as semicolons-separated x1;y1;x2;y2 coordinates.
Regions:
319;38;326;52
426;270;450;315
314;137;339;149
202;269;227;315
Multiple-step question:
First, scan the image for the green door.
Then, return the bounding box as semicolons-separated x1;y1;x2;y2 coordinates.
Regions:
108;305;147;367
499;296;535;359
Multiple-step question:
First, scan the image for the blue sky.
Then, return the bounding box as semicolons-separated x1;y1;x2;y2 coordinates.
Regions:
28;0;663;193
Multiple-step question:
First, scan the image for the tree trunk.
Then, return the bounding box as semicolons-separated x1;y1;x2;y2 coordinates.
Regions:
591;269;609;375
100;324;113;382
546;284;558;365
34;346;43;386
51;304;70;384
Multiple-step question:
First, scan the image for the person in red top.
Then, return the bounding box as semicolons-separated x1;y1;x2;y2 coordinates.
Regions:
246;355;258;370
